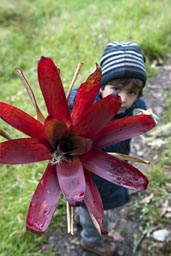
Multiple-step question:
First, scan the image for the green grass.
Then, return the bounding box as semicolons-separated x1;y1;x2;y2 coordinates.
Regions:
0;0;171;255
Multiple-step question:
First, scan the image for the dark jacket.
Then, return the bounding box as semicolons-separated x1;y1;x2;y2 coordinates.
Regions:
69;88;146;209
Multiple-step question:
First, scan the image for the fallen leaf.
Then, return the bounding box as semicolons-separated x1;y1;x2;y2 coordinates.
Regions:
139;193;154;204
110;231;124;241
160;200;169;217
166;183;171;193
165;212;171;218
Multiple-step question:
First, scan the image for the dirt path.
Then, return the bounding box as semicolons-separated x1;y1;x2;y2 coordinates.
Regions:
48;63;171;256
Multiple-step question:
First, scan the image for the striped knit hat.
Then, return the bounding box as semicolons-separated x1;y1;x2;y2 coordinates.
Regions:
100;42;146;87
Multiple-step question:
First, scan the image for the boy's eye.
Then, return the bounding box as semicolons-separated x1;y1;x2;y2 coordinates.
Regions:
112;87;120;92
129;90;138;96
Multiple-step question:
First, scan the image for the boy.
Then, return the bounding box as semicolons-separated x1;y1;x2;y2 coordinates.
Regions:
69;41;147;256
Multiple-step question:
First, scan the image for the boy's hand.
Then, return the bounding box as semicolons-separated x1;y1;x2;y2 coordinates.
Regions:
134;108;159;124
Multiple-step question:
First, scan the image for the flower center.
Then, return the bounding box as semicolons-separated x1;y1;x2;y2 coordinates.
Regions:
50;151;70;165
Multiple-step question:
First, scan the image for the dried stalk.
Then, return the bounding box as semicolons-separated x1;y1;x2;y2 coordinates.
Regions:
108;152;150;164
0;127;12;140
15;67;45;123
66;62;83;102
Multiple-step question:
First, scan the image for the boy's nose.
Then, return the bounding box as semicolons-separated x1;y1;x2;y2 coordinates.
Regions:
118;92;127;103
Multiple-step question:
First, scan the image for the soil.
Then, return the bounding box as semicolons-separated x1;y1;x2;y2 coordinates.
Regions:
47;62;171;256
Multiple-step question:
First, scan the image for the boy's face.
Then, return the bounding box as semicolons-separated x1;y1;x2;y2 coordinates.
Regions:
100;81;143;113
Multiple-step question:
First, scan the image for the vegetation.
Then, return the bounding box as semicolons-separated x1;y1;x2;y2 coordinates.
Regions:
0;0;171;255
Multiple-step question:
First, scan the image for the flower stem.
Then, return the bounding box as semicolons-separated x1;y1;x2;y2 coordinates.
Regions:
66;201;74;235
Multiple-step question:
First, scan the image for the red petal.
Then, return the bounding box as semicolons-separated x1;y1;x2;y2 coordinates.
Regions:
38;57;72;126
0;138;51;164
26;164;61;233
71;65;101;123
73;93;121;138
81;149;148;191
94;114;156;147
0;102;45;138
56;157;86;206
84;171;107;236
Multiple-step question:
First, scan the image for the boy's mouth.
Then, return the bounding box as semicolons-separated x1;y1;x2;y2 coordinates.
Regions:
118;107;126;113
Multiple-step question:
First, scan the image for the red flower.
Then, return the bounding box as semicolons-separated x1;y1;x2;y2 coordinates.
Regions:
0;57;156;235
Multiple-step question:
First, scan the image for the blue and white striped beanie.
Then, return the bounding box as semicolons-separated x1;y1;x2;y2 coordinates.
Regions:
100;42;146;87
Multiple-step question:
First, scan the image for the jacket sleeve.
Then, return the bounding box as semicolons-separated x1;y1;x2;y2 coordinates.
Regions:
133;98;147;110
68;88;78;112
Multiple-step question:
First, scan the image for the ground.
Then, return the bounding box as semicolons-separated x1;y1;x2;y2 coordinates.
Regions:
46;63;171;256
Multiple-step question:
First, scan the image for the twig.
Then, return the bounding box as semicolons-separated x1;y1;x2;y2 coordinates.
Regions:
66;62;83;102
133;232;146;253
133;226;159;253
